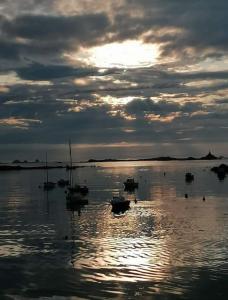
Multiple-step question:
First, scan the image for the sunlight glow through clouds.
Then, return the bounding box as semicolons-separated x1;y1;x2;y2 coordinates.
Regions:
0;117;42;129
146;112;181;123
102;95;140;106
71;40;159;69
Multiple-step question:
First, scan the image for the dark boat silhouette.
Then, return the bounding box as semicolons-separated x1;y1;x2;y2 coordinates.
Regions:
68;184;88;195
124;178;138;190
211;164;228;180
57;179;70;187
185;172;194;182
111;195;130;213
43;181;55;190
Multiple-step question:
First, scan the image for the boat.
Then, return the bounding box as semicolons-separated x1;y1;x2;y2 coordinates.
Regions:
110;195;130;213
185;172;194;182
68;184;89;195
43;153;55;190
57;179;70;187
124;178;138;190
211;164;227;181
43;181;55;190
66;140;88;205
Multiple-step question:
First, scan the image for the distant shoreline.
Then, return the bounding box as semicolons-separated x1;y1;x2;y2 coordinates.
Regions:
0;152;223;171
85;156;222;163
0;165;87;171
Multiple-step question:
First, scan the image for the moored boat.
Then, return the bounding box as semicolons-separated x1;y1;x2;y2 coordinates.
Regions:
43;181;55;190
124;178;138;190
68;184;89;195
110;195;130;213
66;140;89;206
185;172;194;182
57;179;70;187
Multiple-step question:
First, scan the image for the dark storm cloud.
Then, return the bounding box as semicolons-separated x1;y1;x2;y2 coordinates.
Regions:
2;13;109;41
0;39;20;59
1;0;226;66
16;64;98;81
0;12;110;65
125;98;203;117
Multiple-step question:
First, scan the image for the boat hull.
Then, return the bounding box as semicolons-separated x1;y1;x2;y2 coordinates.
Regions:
68;185;89;195
111;200;130;213
124;182;138;190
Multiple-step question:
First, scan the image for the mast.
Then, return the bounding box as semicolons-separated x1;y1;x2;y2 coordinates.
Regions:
69;139;73;186
46;152;49;183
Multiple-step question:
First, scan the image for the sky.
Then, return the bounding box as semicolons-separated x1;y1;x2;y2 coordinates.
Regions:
1;0;228;161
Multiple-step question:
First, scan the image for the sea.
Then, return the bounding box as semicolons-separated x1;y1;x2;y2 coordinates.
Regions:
0;160;228;299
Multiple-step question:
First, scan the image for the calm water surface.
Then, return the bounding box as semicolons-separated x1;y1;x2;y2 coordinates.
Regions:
0;160;228;299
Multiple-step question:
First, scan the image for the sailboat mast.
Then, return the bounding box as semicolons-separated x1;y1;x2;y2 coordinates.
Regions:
69;139;73;186
46;152;49;183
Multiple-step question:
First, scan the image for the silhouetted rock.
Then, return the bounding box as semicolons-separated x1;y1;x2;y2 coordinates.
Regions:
201;151;218;160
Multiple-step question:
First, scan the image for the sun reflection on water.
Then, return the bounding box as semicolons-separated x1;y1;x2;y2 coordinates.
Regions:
72;235;171;283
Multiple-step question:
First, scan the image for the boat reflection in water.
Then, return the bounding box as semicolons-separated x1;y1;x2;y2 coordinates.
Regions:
66;192;88;205
66;198;88;216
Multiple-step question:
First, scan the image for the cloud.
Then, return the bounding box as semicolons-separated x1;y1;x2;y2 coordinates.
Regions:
0;0;228;152
110;0;228;62
0;117;41;129
15;63;99;81
0;12;110;66
2;13;109;41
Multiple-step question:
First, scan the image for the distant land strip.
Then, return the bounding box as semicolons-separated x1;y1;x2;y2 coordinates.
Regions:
0;152;223;171
86;152;222;163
